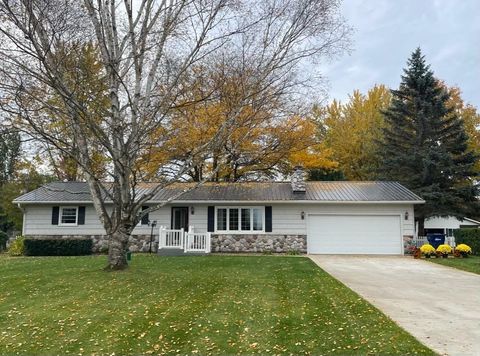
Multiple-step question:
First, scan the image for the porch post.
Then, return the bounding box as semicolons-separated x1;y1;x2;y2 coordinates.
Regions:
158;226;165;250
206;232;211;253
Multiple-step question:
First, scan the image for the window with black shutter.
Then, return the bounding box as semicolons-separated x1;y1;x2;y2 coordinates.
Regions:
51;206;60;225
265;206;272;232
207;206;215;232
78;206;86;225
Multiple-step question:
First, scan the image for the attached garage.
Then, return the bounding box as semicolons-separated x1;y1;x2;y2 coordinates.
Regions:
307;214;402;254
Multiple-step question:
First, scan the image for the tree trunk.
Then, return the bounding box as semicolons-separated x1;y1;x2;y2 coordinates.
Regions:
193;166;200;182
105;229;130;270
212;156;219;182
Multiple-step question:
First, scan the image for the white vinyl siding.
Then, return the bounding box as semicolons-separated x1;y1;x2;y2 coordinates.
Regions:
23;205;162;235
21;202;414;239
270;203;414;236
24;205;102;235
22;204;210;236
424;216;480;229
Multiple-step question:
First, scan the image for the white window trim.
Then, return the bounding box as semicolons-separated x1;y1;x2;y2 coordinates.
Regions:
58;206;78;227
215;206;265;234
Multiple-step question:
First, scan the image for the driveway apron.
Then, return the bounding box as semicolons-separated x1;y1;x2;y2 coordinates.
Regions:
309;255;480;356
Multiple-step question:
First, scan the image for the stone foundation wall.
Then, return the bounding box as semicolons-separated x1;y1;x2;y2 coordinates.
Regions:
25;235;158;253
403;235;415;255
211;234;307;253
26;234;306;254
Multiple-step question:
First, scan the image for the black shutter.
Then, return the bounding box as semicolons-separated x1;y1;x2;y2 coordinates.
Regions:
265;206;272;232
141;206;149;225
207;206;215;232
78;206;86;225
51;206;60;225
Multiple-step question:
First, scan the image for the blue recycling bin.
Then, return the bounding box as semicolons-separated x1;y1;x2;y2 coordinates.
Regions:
426;233;445;249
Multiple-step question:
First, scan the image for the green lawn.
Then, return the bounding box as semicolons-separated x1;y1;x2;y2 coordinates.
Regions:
0;255;433;355
429;255;480;275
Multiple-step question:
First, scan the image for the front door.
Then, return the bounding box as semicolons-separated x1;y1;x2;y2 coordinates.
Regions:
171;207;189;230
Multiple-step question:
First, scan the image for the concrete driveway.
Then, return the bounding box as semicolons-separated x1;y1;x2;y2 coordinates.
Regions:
309;255;480;356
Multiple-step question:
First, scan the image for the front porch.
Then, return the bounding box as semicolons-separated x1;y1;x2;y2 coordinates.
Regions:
157;226;211;255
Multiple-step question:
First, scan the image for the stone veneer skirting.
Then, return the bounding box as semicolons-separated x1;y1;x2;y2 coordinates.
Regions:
25;234;410;254
25;234;307;254
403;235;415;255
211;234;307;253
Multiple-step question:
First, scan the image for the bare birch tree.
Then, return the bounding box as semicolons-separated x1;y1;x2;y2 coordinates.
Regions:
0;0;350;269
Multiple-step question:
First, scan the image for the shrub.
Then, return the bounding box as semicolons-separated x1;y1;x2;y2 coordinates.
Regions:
436;244;452;256
24;238;93;256
0;231;8;251
8;236;25;256
453;229;480;256
455;243;472;257
286;249;300;255
419;244;435;256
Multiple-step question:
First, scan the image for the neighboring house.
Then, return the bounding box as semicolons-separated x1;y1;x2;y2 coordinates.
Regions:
424;216;480;237
13;168;424;255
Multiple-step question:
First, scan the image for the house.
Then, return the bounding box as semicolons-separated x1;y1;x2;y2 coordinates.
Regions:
423;216;480;237
13;168;424;255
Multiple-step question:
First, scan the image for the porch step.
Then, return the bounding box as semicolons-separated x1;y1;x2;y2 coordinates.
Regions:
157;248;206;256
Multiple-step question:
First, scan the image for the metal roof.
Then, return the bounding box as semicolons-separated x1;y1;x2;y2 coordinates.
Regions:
13;181;424;204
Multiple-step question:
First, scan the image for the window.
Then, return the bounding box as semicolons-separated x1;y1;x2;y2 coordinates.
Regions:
253;208;263;231
60;207;78;226
217;208;227;231
241;209;250;230
229;208;239;230
216;207;264;232
446;228;454;237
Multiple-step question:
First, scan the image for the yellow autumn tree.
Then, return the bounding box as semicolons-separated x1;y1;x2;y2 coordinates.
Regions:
444;85;480;173
142;67;336;181
40;42;110;180
318;84;392;180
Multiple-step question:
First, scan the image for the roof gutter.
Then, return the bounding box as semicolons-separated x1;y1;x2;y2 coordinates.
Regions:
13;199;426;205
463;217;480;225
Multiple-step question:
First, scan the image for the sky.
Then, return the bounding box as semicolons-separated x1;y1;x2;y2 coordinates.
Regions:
320;0;480;108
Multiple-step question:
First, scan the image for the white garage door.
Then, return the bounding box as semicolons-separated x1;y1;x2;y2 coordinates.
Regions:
308;214;402;254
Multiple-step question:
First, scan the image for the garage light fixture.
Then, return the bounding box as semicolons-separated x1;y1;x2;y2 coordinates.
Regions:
404;211;409;220
301;211;305;220
191;206;195;215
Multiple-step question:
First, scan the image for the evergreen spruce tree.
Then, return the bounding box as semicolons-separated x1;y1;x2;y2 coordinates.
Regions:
378;48;478;235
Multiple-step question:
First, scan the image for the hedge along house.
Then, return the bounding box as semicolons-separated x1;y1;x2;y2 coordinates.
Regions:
13;168;424;254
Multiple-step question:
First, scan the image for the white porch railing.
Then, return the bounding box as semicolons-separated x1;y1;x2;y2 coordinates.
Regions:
158;226;211;253
446;236;456;247
413;235;456;248
185;232;211;253
413;235;428;247
158;227;184;249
